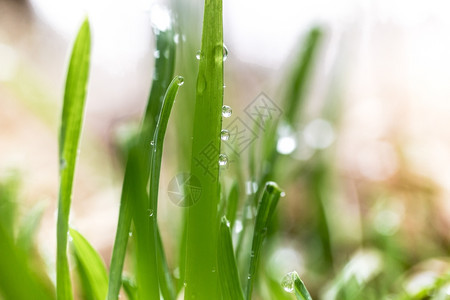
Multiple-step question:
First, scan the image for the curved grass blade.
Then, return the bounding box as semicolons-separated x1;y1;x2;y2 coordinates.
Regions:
218;216;245;300
185;0;223;298
107;21;176;300
245;182;284;300
56;18;91;300
69;228;108;300
281;271;312;300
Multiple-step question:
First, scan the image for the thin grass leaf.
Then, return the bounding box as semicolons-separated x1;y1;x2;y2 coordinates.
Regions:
281;271;313;300
283;27;322;126
0;220;54;300
0;172;19;237
69;228;108;300
56;18;91;300
185;0;223;298
218;216;245;300
245;182;284;300
148;75;184;300
107;19;176;300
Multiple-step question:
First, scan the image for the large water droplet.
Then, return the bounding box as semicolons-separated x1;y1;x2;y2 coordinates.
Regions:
196;50;201;60
222;105;232;118
218;154;228;166
177;76;184;86
222;44;228;61
220;129;230;141
281;272;296;293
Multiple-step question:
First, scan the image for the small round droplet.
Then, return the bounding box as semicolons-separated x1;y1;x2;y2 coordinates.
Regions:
129;231;133;237
222;44;228;61
220;129;230;141
196;50;201;60
281;272;296;293
177;76;184;86
222;105;232;118
280;191;286;197
150;140;155;146
218;154;228;166
154;50;160;59
149;209;154;217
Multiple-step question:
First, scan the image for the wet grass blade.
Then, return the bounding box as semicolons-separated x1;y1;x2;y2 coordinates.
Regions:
69;228;108;300
107;22;176;300
185;0;223;298
282;271;312;300
245;182;284;300
148;75;183;300
56;18;91;300
218;216;245;300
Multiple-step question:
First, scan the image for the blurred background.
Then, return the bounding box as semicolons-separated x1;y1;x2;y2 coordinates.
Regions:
1;0;450;298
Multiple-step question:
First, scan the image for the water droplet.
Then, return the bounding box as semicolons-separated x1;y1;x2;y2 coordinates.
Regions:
177;76;184;86
222;105;232;118
196;50;201;60
280;191;286;197
154;50;160;59
250;250;255;257
223;84;226;89
129;231;133;237
281;272;296;293
150;140;155;146
148;209;154;217
222;44;228;61
247;275;251;280
212;269;216;273
197;74;207;93
173;34;179;44
220;129;230;141
218;154;228;166
234;220;243;234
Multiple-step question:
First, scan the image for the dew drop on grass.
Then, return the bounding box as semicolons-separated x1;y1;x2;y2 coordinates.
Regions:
220;129;230;141
281;272;296;293
173;33;179;44
218;154;228;166
129;231;133;237
148;209;154;217
154;50;160;59
150;140;155;147
196;50;201;60
222;44;228;61
177;76;184;86
222;105;232;118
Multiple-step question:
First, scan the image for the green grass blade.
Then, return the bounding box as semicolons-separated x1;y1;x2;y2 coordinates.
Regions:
281;271;312;300
0;219;54;300
56;18;91;300
69;228;108;300
283;27;322;126
0;172;19;237
185;0;223;298
107;22;176;300
218;216;245;300
245;182;284;300
157;227;177;300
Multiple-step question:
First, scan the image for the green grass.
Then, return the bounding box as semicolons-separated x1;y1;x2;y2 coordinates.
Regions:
1;1;450;300
56;18;91;300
